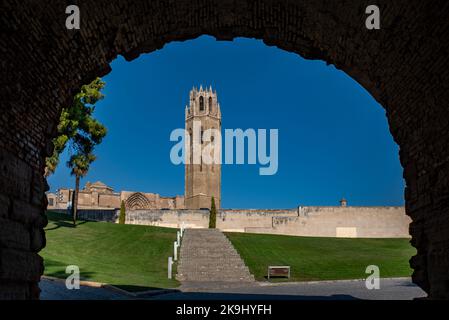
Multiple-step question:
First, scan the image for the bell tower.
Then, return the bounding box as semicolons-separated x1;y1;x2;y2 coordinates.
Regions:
185;86;221;209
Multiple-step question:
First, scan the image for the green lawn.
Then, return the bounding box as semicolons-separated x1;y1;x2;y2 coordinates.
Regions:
41;211;179;291
226;232;415;282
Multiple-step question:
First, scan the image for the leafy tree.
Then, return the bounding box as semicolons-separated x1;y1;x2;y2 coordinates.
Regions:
209;197;217;228
45;78;107;225
45;78;106;177
119;200;126;224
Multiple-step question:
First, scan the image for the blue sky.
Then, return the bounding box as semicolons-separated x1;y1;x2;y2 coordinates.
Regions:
48;36;405;208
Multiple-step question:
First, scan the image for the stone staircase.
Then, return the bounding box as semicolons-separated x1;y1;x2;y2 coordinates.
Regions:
176;229;255;283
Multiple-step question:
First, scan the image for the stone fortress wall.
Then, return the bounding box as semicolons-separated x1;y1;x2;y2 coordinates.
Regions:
52;205;411;238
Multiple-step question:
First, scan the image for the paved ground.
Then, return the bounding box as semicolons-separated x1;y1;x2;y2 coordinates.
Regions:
40;277;427;300
39;279;130;300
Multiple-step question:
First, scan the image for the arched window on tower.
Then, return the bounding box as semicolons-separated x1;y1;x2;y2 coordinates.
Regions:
199;96;204;111
209;97;213;113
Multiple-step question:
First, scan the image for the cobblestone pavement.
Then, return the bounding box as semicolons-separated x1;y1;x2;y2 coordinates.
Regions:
40;277;426;300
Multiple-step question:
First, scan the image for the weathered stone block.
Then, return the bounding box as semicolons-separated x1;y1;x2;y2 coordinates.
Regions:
0;249;43;282
0;150;32;201
0;194;10;218
0;280;31;300
30;227;46;253
0;218;31;251
11;199;47;227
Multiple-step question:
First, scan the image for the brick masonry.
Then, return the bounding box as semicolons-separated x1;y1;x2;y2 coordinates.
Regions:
1;0;449;299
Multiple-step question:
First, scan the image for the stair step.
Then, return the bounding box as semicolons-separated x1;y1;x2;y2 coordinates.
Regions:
176;229;255;283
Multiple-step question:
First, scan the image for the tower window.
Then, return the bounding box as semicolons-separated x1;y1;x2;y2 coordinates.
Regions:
199;96;204;111
189;129;193;164
209;97;213;113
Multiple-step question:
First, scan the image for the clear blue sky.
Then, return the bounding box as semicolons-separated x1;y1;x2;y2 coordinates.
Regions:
48;36;405;208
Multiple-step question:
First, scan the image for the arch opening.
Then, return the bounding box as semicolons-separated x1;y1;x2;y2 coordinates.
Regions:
42;35;416;298
2;1;448;299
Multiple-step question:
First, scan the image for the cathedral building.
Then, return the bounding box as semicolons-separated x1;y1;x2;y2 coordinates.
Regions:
47;86;221;211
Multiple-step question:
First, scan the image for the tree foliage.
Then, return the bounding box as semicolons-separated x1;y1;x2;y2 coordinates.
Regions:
45;77;107;225
119;200;126;224
45;77;107;177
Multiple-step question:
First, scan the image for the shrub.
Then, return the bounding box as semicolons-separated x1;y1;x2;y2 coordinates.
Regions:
119;200;126;224
209;197;217;228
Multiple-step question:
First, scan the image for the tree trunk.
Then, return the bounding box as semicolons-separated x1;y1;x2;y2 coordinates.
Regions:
73;174;80;226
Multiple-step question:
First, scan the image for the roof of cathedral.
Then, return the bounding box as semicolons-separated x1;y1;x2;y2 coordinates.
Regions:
90;181;108;187
83;181;114;193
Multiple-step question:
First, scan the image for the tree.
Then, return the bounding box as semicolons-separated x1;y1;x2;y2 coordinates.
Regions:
45;77;107;177
209;197;217;228
45;77;107;225
119;200;126;224
68;149;97;225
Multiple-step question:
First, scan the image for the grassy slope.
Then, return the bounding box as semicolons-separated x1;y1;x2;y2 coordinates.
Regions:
226;232;415;282
41;212;179;290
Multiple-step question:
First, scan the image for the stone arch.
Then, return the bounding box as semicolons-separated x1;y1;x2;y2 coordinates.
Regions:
199;96;205;111
1;1;449;299
209;96;213;113
124;192;152;210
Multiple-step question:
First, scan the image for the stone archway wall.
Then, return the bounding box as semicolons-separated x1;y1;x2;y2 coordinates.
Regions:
1;0;448;299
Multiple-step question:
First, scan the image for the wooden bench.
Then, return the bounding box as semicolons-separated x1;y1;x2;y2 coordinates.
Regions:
267;266;291;279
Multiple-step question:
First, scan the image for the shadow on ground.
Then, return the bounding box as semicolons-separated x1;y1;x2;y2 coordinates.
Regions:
114;284;173;292
45;218;88;231
43;258;97;280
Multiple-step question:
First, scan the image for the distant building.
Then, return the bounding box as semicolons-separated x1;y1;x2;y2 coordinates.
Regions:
46;181;185;210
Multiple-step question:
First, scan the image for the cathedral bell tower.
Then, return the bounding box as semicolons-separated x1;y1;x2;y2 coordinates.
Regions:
184;86;221;209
